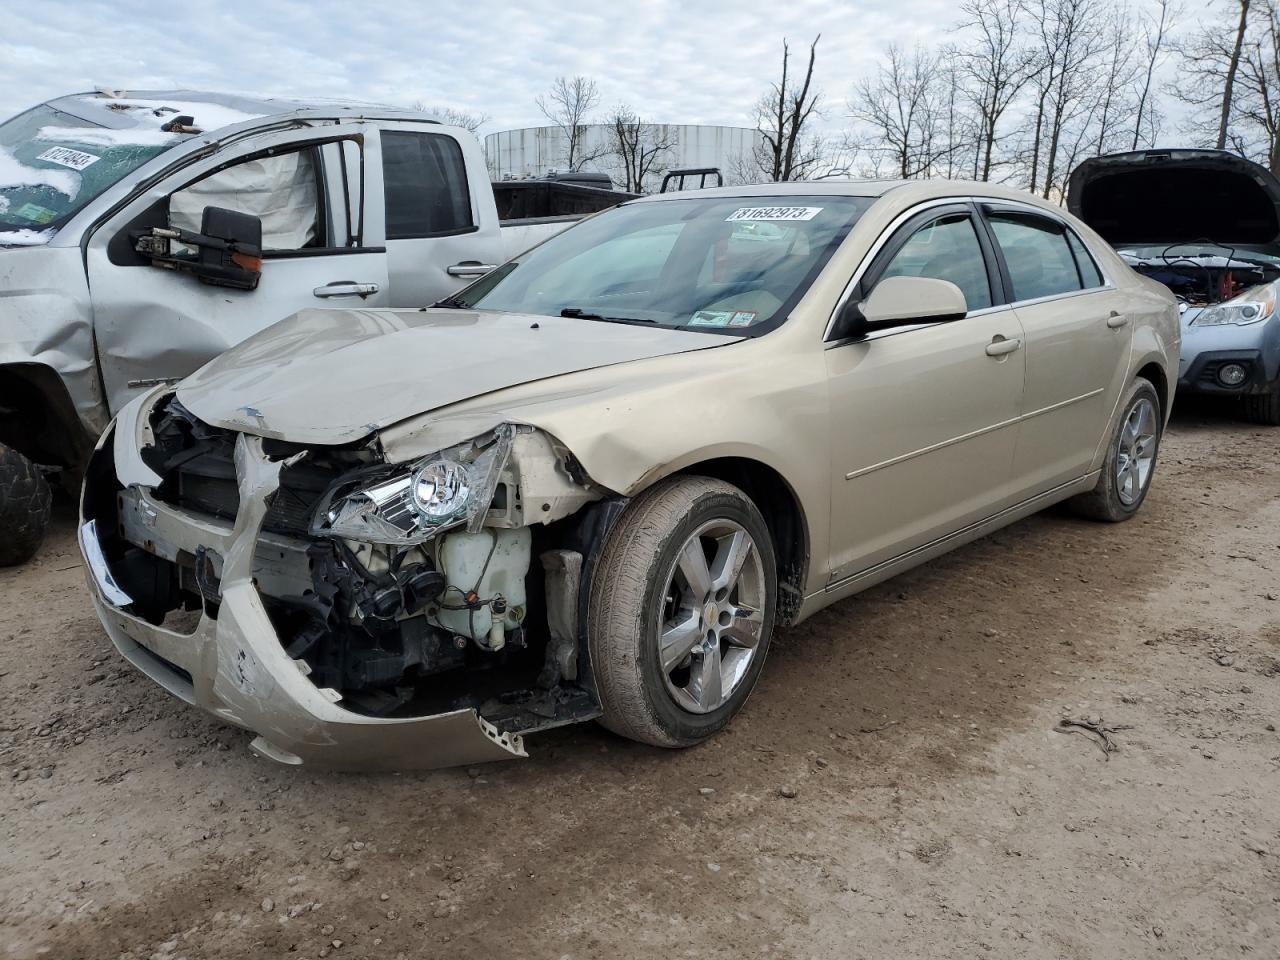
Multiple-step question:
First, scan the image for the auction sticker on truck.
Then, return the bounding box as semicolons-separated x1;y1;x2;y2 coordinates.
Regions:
725;206;822;222
37;146;100;171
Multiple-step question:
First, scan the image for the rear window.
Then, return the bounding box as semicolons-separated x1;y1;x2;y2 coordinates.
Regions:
988;211;1083;301
381;131;474;239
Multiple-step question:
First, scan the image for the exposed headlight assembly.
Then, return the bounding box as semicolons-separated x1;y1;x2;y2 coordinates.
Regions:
1193;287;1276;326
313;425;513;545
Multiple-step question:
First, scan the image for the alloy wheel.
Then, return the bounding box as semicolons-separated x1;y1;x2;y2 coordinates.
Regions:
1115;396;1158;506
656;519;766;714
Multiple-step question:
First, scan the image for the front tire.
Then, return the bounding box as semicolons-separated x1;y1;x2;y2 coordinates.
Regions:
0;443;52;566
1241;381;1280;425
1069;378;1162;522
589;476;777;748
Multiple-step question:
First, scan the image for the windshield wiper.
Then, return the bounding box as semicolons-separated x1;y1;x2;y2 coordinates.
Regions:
432;295;469;308
560;307;656;323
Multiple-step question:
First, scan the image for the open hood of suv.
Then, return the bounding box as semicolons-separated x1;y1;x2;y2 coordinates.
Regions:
1067;149;1280;249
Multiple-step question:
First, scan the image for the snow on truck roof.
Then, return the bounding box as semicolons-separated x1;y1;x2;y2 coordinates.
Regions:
41;89;431;137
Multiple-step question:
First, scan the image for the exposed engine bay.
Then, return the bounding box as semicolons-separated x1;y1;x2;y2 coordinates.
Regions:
86;393;619;737
1120;246;1280;307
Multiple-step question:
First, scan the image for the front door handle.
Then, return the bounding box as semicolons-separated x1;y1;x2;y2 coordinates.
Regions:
1107;312;1130;328
985;336;1022;357
314;281;380;299
447;261;498;278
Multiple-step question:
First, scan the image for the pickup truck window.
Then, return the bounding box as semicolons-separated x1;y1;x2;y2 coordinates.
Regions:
0;104;179;240
460;194;873;334
170;148;322;251
381;131;474;239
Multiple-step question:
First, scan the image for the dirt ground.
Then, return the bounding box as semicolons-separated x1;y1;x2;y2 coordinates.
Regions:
1;406;1277;960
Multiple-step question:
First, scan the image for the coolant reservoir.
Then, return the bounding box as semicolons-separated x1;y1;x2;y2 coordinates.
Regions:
431;528;531;642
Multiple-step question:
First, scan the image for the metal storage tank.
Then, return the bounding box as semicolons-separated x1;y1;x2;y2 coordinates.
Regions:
485;124;764;191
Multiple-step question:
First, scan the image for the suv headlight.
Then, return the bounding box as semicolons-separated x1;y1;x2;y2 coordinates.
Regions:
1193;287;1276;326
313;426;513;545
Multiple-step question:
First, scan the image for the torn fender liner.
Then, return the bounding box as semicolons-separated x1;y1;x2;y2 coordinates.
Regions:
175;307;741;444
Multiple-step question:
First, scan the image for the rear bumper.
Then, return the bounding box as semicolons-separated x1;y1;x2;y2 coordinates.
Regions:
79;424;526;771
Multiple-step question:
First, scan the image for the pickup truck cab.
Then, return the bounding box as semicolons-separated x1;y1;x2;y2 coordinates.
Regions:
0;89;630;564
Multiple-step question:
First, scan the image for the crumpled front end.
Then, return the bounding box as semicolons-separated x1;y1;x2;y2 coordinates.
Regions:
79;390;614;770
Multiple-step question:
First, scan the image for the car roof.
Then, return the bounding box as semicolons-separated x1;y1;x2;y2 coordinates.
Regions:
40;89;433;134
634;178;1065;210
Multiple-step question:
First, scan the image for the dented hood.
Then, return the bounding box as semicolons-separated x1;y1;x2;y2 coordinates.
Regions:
176;307;739;444
1068;149;1280;248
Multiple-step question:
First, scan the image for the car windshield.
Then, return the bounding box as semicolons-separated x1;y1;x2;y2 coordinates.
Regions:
459;194;875;333
0;104;180;244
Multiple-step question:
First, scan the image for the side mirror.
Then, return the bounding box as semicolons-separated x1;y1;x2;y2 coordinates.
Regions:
834;275;968;341
194;207;263;289
133;206;264;291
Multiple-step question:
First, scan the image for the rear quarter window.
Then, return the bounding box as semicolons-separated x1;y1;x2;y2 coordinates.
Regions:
1066;230;1105;288
381;131;474;239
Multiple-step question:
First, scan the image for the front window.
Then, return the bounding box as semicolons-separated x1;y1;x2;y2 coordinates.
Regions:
0;104;181;243
458;195;874;333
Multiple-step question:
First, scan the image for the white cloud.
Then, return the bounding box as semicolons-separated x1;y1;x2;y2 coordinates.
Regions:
2;0;961;133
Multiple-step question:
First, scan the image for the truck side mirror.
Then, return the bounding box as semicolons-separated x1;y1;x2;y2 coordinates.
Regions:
133;206;264;291
194;207;263;290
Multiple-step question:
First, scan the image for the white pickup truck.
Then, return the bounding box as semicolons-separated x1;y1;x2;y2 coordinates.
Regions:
0;90;632;563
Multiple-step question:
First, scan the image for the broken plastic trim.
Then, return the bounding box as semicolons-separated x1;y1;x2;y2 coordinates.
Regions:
79;519;134;607
311;424;515;546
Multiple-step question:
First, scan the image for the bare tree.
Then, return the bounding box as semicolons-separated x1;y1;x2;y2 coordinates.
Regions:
752;36;824;181
1175;0;1258;150
1132;0;1180;148
1221;0;1254;147
413;103;491;134
955;0;1040;181
606;106;678;193
1023;0;1109;199
537;76;602;171
851;44;962;178
1234;1;1280;171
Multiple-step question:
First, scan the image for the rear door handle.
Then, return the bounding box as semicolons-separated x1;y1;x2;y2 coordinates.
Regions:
447;262;497;278
313;281;380;299
1107;312;1130;328
986;336;1022;357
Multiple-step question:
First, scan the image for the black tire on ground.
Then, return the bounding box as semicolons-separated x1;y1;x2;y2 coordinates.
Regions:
1068;377;1162;523
0;443;53;567
1241;382;1280;426
588;476;778;748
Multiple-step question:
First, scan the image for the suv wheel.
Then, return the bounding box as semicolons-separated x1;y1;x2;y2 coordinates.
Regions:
0;443;52;566
1241;381;1280;426
589;476;777;748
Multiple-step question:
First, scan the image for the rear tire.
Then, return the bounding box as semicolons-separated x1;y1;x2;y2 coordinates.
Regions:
1069;378;1162;523
1241;382;1280;426
589;476;777;748
0;443;52;566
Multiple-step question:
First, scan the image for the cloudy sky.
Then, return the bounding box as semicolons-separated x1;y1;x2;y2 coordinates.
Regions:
3;0;968;131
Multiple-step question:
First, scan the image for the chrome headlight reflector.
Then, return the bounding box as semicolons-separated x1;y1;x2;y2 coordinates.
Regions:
313;425;513;545
410;459;472;521
1193;288;1276;326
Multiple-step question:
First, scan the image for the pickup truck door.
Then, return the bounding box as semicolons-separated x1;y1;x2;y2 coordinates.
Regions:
369;124;504;307
85;122;390;414
825;204;1026;585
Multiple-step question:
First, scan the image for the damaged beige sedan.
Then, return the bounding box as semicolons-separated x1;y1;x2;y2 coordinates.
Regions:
79;181;1179;770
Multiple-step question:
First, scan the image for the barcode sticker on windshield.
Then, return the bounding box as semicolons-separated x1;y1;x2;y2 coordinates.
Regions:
37;147;100;171
726;206;822;222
